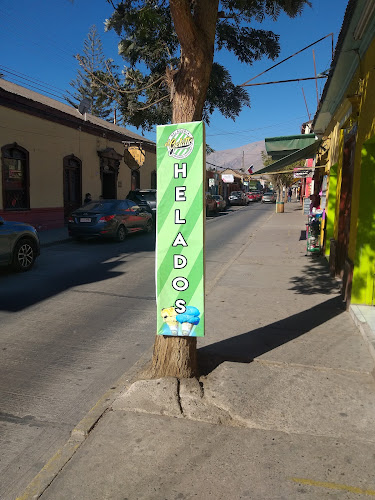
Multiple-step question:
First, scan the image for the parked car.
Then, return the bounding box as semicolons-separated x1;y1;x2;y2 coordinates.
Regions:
0;217;40;271
68;199;153;241
126;189;156;219
229;191;247;206
205;193;217;216
246;191;258;202
262;191;277;203
212;194;226;211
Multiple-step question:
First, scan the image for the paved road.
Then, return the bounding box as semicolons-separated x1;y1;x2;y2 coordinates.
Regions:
0;202;273;499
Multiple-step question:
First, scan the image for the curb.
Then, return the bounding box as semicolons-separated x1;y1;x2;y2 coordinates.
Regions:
349;305;375;364
16;348;153;500
39;237;71;248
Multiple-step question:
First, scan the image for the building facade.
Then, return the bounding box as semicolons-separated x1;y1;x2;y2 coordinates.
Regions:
0;80;156;230
313;0;375;306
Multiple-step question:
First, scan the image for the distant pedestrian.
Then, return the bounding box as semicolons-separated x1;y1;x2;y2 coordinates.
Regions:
287;187;292;202
84;193;92;204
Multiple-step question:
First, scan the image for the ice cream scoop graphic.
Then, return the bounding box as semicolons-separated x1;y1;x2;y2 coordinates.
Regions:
176;306;200;336
161;307;178;334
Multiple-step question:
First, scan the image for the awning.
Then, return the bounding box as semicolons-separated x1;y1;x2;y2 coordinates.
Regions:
265;134;317;160
255;140;322;175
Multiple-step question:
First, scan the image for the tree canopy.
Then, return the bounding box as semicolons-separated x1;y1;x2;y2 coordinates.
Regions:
66;25;119;122
261;150;302;201
83;0;312;130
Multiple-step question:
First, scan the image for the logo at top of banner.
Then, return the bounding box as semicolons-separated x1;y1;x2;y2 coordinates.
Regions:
165;128;194;159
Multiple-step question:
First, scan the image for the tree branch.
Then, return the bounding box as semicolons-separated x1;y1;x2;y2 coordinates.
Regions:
135;94;169;110
77;55;164;95
169;0;199;53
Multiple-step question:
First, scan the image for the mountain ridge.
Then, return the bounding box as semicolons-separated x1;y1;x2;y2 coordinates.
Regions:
207;139;266;173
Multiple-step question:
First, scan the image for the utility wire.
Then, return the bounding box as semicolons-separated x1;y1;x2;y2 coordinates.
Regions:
0;65;68;95
239;33;334;87
0;69;68;102
241;76;327;87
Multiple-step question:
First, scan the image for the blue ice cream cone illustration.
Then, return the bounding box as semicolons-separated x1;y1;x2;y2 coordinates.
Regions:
176;306;200;336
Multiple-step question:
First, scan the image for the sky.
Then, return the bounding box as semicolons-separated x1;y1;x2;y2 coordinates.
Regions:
0;0;348;156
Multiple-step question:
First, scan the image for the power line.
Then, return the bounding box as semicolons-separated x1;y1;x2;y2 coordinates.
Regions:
239;33;334;87
0;65;68;96
0;70;68;102
241;76;327;87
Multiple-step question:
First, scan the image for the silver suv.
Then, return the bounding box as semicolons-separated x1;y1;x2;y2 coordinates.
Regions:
0;217;40;271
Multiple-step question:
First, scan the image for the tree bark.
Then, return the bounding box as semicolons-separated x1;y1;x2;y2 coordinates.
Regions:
147;335;198;379
149;0;218;379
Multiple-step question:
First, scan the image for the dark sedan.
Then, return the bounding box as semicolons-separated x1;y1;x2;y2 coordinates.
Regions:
229;191;247;206
0;217;40;271
126;189;156;220
68;199;153;241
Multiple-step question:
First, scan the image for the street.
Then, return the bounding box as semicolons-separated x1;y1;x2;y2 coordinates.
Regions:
0;202;274;500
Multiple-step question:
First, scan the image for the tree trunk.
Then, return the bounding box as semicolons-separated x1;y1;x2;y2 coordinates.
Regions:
147;336;198;379
149;0;218;379
172;56;212;123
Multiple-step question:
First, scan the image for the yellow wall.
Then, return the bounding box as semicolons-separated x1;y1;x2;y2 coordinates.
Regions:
0;106;156;208
348;39;375;261
322;37;375;304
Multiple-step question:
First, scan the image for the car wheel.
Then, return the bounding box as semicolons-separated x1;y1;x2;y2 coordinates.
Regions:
12;238;36;272
144;219;153;233
115;225;127;242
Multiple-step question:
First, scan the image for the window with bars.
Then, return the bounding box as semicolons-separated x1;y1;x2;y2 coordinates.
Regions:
2;144;30;210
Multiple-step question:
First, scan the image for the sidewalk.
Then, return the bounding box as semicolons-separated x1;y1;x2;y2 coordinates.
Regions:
21;204;375;500
37;226;70;247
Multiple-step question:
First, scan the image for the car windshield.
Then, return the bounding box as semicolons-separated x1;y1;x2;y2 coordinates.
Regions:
135;192;156;201
231;192;241;196
263;192;273;196
212;195;220;200
77;201;117;212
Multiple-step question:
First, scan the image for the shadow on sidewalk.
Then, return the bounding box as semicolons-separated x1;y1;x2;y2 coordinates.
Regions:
289;256;339;295
198;296;345;376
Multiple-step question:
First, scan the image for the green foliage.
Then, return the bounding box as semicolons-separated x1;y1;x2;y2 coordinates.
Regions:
66;25;118;122
261;150;305;201
97;0;311;129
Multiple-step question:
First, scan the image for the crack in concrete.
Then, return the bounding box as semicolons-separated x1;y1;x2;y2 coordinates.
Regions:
176;379;184;415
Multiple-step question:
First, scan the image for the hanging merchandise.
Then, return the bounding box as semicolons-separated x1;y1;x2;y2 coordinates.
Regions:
306;214;322;254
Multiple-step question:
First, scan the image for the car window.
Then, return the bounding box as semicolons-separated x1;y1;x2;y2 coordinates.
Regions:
128;200;140;211
138;192;156;201
79;201;116;212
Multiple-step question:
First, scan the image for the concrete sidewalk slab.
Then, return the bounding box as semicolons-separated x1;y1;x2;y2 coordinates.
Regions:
40;411;375;500
204;361;375;441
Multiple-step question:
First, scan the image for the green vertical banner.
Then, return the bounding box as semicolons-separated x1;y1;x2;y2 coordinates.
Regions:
156;121;205;337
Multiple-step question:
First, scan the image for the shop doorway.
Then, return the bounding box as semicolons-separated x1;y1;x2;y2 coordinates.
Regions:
336;134;356;276
131;169;140;190
102;169;117;199
63;155;82;219
98;148;122;200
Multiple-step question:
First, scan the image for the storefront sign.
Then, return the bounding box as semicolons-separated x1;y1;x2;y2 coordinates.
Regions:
222;174;234;183
156;122;205;337
294;168;312;178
